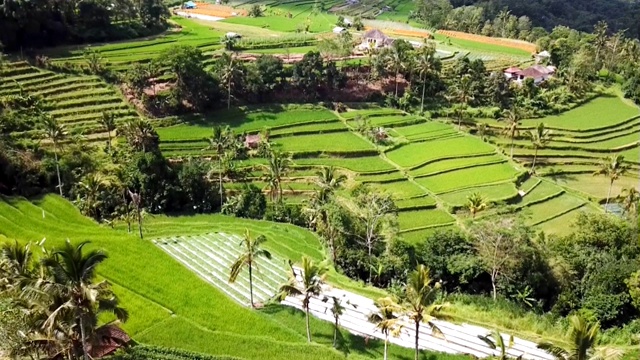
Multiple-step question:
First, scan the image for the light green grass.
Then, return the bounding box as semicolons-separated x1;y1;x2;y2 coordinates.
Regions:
438;182;519;206
222;11;338;33
397;209;456;230
370;180;426;199
273;132;374;153
270;120;347;135
246;45;318;54
554;174;640;201
410;154;505;178
522;194;586;225
293;156;396;173
432;33;531;58
415;163;521;194
396;195;437;209
535;205;599;236
157;106;338;142
520;181;564;206
386;135;495;169
520;96;639;130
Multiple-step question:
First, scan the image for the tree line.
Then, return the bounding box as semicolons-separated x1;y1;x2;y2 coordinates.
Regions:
0;0;170;51
412;0;640;40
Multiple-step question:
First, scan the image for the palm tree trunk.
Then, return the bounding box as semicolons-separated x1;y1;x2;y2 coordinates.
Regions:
384;333;389;360
107;131;112;153
491;273;497;300
333;319;338;347
80;314;89;360
305;305;312;342
330;236;336;265
53;143;63;196
394;66;399;98
219;156;224;210
414;320;420;360
227;77;231;110
421;72;427;114
531;147;538;173
605;179;613;213
249;263;254;308
137;207;143;239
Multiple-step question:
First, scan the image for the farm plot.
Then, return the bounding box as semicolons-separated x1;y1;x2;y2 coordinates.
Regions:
155;233;288;306
0;62;139;137
438;182;519;206
158;106;339;143
370;179;426;198
552;174;640;202
519;181;565;206
45;17;225;70
391;121;459;141
222;10;338;33
414;162;521;194
293;156;395;173
521;193;586;226
397;209;456;231
386;135;496;169
410;154;506;178
273;132;375;154
519;96;638;130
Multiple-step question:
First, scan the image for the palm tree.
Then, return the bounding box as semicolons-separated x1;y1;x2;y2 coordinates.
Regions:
219;52;238;110
525;122;551;174
77;173;112;218
263;149;292;206
207;126;234;209
128;189;144;239
99;112;116;153
594;154;629;212
404;265;448;360
449;74;474;129
314;166;347;203
368;297;404;360
500;107;522;158
121;118;158;152
478;330;521;360
618;187;639;217
278;256;329;342
385;46;406;97
538;315;623;360
229;229;272;308
325;296;345;348
42;115;66;196
44;240;128;360
416;44;438;114
467;192;487;218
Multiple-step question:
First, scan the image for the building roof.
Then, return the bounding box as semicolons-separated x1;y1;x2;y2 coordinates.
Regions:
530;64;553;74
333;26;346;33
88;325;130;359
184;1;196;7
245;134;261;143
362;29;388;40
504;67;522;73
537;50;551;57
515;67;547;78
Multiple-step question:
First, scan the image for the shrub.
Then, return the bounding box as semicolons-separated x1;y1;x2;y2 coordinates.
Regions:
222;184;266;219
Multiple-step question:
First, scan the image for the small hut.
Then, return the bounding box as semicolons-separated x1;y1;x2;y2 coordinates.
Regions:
244;134;261;149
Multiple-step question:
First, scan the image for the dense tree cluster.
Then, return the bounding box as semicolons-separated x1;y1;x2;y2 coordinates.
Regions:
0;0;169;51
413;0;640;40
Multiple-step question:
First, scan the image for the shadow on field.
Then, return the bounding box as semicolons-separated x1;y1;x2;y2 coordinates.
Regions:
259;303;424;360
179;104;293;130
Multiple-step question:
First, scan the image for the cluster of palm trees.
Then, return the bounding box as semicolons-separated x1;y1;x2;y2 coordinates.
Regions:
0;240;127;360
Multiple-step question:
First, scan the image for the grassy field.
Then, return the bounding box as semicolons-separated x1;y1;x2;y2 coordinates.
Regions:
222;10;338;33
3;194;471;360
414;163;521;194
386;135;496;169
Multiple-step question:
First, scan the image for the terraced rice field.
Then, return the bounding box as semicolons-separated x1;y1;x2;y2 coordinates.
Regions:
0;61;140;137
482;94;640;211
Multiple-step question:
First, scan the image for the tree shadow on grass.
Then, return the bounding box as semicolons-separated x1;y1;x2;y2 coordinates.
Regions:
178;104;292;130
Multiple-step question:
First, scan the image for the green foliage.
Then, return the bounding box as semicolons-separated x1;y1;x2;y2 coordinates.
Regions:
222;184;267;219
111;345;241;360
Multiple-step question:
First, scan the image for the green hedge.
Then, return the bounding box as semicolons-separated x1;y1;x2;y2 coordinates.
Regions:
110;345;242;360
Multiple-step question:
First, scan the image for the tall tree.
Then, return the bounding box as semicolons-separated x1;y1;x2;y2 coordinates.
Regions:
404;265;448;360
99;112;116;153
353;187;397;283
77;173;112;219
43;240;128;360
121;118;159;153
450;74;474;129
593;154;629;213
42;115;66;196
207;126;235;209
314;166;346;203
416;42;439;113
538;315;623;360
525;122;551;174
500;107;522;159
618;187;639;218
229;229;272;308
219;52;239;110
128;190;144;239
325;296;345;348
368;297;403;360
263;150;292;206
278;256;329;342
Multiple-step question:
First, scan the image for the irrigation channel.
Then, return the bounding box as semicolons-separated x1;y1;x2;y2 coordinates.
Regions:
154;233;554;360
